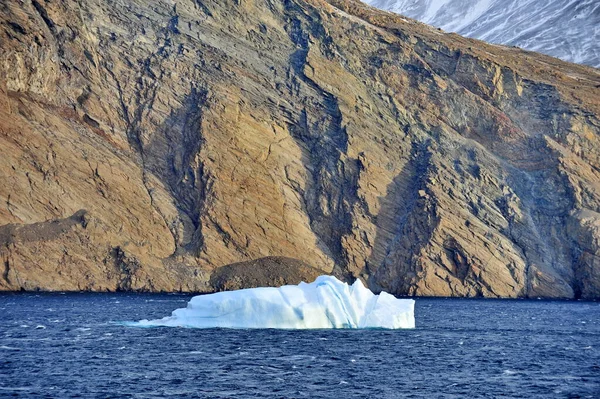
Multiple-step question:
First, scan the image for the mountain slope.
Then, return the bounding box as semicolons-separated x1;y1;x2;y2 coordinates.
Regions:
1;0;600;297
364;0;600;68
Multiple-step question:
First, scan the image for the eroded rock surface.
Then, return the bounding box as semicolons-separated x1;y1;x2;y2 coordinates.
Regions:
1;0;599;297
209;256;323;292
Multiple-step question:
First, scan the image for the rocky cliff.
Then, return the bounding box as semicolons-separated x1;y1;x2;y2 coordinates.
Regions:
1;0;599;298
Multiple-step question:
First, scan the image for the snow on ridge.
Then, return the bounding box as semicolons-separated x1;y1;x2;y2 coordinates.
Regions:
363;0;599;68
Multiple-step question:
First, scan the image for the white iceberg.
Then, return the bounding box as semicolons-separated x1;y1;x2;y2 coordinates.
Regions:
132;276;415;329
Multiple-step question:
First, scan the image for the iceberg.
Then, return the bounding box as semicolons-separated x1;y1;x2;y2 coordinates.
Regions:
132;276;415;329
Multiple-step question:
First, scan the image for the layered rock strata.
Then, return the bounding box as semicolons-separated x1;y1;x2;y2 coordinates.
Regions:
0;0;599;297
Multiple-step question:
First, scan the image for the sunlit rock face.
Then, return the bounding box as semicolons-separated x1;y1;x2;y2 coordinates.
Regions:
363;0;600;67
132;276;416;329
1;0;600;298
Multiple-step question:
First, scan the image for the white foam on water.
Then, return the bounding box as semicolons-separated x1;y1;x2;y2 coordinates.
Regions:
128;276;415;329
0;345;21;351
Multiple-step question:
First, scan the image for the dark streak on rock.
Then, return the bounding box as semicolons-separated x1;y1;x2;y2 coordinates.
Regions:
2;258;9;284
0;209;88;246
7;21;26;35
31;0;56;34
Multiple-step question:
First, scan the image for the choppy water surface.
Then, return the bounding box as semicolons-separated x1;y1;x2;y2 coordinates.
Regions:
0;293;598;398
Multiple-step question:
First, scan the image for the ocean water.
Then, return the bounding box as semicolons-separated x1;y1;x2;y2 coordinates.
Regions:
0;293;598;398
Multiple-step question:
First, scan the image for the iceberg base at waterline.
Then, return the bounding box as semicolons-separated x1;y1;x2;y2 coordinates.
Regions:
130;276;415;329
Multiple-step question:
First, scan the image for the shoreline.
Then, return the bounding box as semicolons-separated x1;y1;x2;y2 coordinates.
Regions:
1;289;598;301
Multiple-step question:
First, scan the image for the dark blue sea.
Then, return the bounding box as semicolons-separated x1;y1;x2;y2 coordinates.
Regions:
0;293;598;398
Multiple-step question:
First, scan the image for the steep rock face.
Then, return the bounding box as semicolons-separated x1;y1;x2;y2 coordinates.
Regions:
0;0;599;297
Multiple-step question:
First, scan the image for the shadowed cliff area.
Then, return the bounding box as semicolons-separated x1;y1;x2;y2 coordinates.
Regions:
0;0;599;298
209;256;323;292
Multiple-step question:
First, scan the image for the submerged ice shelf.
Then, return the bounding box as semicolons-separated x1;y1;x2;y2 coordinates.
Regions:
132;276;415;329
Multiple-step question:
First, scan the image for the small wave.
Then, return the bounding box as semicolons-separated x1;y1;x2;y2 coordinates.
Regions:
0;345;21;351
35;325;46;330
117;321;161;328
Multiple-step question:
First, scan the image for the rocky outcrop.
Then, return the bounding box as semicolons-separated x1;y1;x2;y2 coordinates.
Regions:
209;256;323;291
0;0;599;297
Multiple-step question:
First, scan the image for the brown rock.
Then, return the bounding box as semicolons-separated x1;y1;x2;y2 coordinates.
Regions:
209;256;323;291
0;0;599;298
